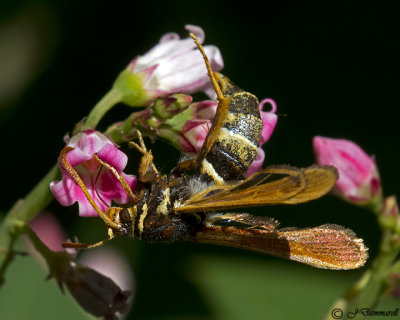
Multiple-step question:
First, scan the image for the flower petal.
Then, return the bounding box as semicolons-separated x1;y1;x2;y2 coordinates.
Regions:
181;120;211;153
192;100;218;119
96;143;128;172
185;24;205;43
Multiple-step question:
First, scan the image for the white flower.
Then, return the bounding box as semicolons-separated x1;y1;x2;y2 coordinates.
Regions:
127;25;224;99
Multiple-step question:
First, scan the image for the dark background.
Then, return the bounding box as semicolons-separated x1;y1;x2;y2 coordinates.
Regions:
0;1;399;319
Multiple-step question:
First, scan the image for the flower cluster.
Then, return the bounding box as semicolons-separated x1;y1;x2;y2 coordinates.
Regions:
50;26;277;221
122;95;278;177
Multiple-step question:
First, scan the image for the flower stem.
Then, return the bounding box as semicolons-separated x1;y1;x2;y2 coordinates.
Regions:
24;225;71;280
344;229;400;311
0;78;137;286
0;164;60;285
78;88;123;133
326;202;400;318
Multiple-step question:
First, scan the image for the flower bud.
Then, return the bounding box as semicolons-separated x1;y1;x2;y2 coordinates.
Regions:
380;196;400;232
313;136;383;205
152;93;193;120
28;212;133;319
148;100;217;154
64;262;131;319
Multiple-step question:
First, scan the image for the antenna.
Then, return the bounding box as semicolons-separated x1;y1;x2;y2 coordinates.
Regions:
190;33;224;101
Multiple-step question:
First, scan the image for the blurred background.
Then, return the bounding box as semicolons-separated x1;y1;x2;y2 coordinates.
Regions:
0;1;399;319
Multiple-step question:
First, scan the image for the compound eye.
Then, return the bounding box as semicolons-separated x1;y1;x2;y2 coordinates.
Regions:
119;208;131;223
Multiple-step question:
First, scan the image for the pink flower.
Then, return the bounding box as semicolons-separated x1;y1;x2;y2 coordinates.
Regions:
125;25;223;101
50;130;136;217
313;136;382;204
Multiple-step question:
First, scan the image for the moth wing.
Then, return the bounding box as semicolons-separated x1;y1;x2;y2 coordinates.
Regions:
190;213;367;270
280;165;338;204
175;165;337;214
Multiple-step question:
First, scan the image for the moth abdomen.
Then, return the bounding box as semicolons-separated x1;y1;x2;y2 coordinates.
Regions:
202;75;262;182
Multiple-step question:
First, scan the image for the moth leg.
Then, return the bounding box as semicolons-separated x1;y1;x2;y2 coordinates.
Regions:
59;147;119;230
62;231;113;249
129;130;160;183
93;154;139;202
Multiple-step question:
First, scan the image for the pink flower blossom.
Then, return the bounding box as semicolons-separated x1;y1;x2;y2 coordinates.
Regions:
50;130;136;217
126;25;223;100
313;136;382;204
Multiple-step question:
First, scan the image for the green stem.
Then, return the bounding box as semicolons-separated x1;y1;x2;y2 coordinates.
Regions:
0;164;60;284
344;229;400;312
78;88;123;133
389;258;400;274
0;77;138;286
326;201;400;319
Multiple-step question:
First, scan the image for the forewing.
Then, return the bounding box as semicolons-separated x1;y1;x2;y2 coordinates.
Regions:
281;165;338;204
175;165;337;214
